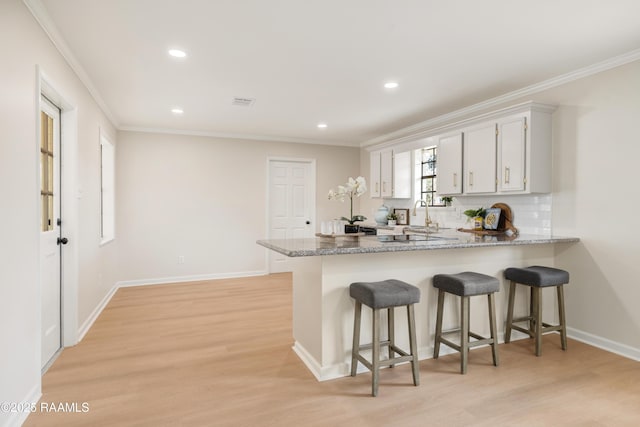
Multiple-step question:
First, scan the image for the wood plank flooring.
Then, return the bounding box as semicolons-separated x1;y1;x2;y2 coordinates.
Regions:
25;273;640;426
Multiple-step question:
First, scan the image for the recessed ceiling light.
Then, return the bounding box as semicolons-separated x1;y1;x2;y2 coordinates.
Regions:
384;82;399;89
171;108;184;115
168;49;187;58
317;123;328;129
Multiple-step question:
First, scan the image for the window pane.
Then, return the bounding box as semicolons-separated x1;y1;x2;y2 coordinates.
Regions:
47;116;54;152
47;155;54;193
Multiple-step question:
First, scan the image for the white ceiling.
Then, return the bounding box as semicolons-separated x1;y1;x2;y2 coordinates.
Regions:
28;0;640;146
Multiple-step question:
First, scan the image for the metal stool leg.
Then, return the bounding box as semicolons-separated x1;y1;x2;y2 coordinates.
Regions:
488;293;499;367
557;285;567;351
504;281;516;343
351;301;361;376
372;308;380;397
460;296;470;374
433;289;445;358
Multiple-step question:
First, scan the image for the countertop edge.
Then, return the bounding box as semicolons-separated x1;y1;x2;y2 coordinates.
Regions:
256;236;580;258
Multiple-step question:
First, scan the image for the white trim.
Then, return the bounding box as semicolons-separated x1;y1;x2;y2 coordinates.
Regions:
2;383;41;427
292;341;330;381
119;125;358;147
23;0;119;128
116;270;268;288
362;48;640;148
77;284;118;342
567;327;640;362
37;67;80;348
99;130;115;244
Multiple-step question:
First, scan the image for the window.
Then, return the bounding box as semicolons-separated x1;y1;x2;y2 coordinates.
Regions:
100;133;115;243
40;97;60;232
419;147;445;207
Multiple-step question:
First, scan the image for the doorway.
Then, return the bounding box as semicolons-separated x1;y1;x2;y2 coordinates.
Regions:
39;95;62;370
267;159;316;273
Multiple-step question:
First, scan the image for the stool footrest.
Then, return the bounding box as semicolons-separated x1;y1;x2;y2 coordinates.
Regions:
355;352;415;370
437;334;495;352
511;323;563;337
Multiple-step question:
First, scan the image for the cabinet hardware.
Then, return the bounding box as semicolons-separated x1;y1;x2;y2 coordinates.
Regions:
375;182;379;193
453;173;457;188
383;182;386;193
505;167;510;184
469;171;474;186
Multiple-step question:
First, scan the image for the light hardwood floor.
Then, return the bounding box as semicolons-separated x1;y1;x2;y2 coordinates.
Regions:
26;273;640;426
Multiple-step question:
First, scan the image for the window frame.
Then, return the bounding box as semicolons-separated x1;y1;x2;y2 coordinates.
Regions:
417;146;445;208
100;131;115;244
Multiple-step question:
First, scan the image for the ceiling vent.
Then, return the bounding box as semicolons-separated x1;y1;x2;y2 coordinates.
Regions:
232;97;256;107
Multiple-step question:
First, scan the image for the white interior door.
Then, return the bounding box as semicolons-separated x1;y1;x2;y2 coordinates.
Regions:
268;160;315;273
40;96;62;370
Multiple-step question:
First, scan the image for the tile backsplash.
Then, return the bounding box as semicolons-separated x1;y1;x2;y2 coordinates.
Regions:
380;194;552;235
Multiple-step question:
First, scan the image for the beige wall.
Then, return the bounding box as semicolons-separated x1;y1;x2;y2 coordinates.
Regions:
115;131;360;282
0;0;118;421
545;61;640;350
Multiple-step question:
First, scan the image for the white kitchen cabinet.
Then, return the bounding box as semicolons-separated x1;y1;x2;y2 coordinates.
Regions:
436;103;553;196
370;149;411;199
380;150;393;197
463;122;497;194
436;132;463;195
497;116;526;192
392;151;411;198
496;107;553;193
370;151;381;197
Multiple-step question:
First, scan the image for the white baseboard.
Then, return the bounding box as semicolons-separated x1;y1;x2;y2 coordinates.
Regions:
77;284;118;342
116;270;267;288
567;327;640;362
76;270;268;343
2;383;41;427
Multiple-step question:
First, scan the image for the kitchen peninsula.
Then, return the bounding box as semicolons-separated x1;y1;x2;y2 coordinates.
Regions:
257;231;578;381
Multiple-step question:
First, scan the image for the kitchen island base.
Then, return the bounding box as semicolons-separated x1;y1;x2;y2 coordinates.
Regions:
290;245;561;381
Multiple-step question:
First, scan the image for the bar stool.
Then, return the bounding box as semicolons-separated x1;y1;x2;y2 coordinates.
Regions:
504;266;569;356
350;279;420;397
433;272;500;374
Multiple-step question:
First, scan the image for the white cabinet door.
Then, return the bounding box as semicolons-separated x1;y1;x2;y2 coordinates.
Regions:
436;132;463;195
370;151;381;198
392;150;411;198
380;150;393;198
498;116;526;192
464;122;497;194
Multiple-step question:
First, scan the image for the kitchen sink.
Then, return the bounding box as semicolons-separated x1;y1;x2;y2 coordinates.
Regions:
377;234;444;243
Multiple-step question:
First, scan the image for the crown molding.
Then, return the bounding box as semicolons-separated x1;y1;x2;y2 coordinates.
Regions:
118;126;360;147
362;48;640;148
23;0;120;128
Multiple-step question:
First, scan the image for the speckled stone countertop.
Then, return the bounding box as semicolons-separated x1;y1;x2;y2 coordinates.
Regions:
256;230;579;257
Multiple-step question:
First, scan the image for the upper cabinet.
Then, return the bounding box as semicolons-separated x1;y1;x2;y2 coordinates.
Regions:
436;102;554;196
463;122;497;194
370;149;411;199
436;132;463;195
497;116;526;192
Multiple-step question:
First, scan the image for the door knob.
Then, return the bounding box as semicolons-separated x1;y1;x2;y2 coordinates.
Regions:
57;237;69;245
306;221;311;225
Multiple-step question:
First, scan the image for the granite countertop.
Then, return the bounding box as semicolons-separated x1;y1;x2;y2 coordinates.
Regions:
256;229;579;257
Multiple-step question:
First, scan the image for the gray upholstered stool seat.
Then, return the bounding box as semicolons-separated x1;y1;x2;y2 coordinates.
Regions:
433;272;500;374
433;272;500;297
350;279;420;397
504;266;570;356
350;279;421;308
